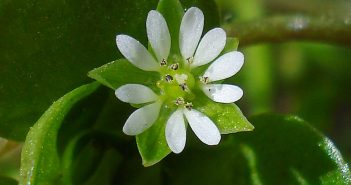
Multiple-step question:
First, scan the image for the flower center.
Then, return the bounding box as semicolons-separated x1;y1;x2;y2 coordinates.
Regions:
157;59;196;109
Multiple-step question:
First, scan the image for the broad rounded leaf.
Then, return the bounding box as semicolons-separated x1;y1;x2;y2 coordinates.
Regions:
20;82;100;185
163;114;351;185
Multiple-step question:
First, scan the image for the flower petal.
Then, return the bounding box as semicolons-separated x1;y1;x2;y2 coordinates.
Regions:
202;84;243;103
116;34;159;71
183;109;221;145
146;10;171;62
123;101;162;135
115;84;158;104
192;28;226;68
179;7;204;61
203;51;244;82
165;109;186;154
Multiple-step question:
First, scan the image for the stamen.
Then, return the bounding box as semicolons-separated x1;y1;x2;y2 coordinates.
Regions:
175;97;185;106
170;63;179;70
179;83;188;91
165;74;173;82
186;57;193;64
185;102;193;110
160;59;167;66
200;76;209;84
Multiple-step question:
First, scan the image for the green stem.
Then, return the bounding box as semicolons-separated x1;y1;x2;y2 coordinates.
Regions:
224;14;351;47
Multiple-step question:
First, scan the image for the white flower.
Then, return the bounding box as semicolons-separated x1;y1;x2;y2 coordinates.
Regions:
115;7;244;153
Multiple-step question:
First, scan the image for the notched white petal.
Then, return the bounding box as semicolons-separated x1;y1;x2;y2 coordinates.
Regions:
147;10;171;62
202;84;243;103
116;35;159;71
192;28;226;68
123;101;162;135
183;109;221;145
115;84;158;104
203;51;244;82
165;109;186;154
179;7;204;61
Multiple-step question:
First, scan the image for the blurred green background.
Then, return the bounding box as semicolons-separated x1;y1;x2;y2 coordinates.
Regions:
217;0;351;163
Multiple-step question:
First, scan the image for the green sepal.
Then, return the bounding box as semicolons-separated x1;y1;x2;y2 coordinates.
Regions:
193;92;254;134
157;0;184;56
88;59;159;90
136;105;174;167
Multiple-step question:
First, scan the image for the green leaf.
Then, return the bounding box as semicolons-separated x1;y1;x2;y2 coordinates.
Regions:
19;82;100;185
163;114;351;185
58;91;134;185
88;59;159;90
83;149;122;185
0;0;158;141
157;0;184;56
116;154;163;185
136;106;173;167
61;132;88;185
67;134;117;185
238;114;351;185
61;131;123;185
193;93;254;134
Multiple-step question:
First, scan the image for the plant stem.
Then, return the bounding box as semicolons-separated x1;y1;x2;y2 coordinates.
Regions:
224;14;351;47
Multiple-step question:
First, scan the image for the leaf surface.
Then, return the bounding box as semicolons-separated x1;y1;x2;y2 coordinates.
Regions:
164;114;351;185
19;82;100;185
